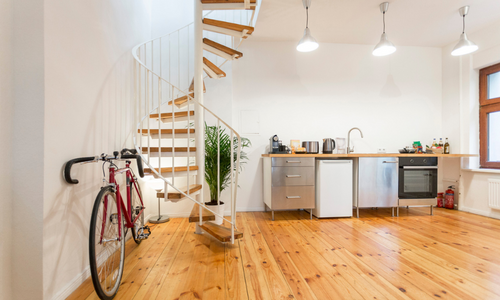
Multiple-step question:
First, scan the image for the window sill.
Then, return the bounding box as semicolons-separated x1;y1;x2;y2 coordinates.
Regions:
461;168;500;174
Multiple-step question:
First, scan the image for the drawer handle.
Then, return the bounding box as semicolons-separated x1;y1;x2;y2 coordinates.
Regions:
383;161;398;163
286;175;301;178
286;161;301;163
286;196;301;199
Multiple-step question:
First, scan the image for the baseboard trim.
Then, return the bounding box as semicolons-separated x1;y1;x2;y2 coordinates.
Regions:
52;265;90;300
459;206;500;220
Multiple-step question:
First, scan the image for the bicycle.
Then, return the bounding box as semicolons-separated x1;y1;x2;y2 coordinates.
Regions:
64;148;150;300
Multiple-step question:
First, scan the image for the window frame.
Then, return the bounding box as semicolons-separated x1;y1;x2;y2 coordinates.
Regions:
479;62;500;169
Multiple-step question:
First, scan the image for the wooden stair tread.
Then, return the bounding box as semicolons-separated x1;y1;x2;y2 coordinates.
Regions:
169;93;193;106
203;57;226;78
150;111;194;119
203;18;254;35
156;184;203;200
200;222;243;242
188;203;216;223
203;38;243;59
138;129;195;135
141;147;196;153
144;165;199;174
189;79;206;93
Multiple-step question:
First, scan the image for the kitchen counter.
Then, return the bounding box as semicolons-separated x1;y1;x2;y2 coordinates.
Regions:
262;153;477;158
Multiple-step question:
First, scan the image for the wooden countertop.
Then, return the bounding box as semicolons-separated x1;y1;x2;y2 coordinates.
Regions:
262;153;477;158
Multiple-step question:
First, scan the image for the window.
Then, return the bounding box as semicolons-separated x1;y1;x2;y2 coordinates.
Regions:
480;63;500;169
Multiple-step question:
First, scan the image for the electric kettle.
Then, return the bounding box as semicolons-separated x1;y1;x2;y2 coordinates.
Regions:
322;138;336;154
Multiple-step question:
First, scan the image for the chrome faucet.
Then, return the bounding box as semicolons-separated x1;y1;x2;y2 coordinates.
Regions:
347;127;364;154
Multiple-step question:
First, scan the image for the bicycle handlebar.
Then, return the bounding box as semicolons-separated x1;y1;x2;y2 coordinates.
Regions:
63;156;98;184
63;149;144;184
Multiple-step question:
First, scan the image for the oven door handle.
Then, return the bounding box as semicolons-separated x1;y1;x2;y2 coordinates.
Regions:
402;166;438;169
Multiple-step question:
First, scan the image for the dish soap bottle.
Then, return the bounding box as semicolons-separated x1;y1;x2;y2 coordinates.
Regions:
444;138;450;154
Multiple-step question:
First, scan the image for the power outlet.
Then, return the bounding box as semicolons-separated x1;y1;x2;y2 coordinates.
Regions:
377;148;386;153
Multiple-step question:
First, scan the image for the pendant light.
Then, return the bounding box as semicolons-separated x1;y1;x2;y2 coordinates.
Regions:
297;0;318;52
451;6;478;56
372;2;396;56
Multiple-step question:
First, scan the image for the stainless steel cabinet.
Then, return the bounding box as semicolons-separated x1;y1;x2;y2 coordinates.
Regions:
263;157;315;220
357;157;398;216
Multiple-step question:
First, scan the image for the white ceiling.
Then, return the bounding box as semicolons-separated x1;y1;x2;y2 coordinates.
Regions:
253;0;500;47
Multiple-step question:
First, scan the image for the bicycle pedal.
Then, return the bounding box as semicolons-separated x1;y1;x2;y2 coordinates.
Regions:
137;225;151;240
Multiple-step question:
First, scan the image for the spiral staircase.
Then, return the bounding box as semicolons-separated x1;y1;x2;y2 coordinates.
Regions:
132;0;260;243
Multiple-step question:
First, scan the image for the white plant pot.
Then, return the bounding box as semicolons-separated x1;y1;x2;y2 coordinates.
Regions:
205;203;225;225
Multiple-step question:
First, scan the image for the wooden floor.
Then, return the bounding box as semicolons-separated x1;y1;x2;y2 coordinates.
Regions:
68;207;500;299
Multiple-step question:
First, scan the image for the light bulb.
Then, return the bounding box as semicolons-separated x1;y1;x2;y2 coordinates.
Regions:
372;33;396;56
297;28;319;52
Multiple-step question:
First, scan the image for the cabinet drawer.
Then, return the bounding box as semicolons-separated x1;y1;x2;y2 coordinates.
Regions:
272;166;314;186
271;186;315;210
272;157;315;167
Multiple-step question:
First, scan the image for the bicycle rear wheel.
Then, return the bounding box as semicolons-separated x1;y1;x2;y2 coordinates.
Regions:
130;179;145;244
89;186;125;300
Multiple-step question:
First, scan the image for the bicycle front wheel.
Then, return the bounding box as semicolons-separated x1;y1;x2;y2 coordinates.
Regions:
89;186;125;300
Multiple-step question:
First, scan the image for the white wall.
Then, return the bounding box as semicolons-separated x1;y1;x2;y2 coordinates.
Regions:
151;0;193;38
42;1;151;299
441;19;500;218
232;41;443;211
0;0;13;298
11;0;46;298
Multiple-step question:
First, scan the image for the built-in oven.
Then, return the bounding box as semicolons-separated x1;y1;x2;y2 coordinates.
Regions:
398;157;438;215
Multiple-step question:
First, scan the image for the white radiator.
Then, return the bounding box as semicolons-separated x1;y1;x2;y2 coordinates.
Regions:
489;179;500;210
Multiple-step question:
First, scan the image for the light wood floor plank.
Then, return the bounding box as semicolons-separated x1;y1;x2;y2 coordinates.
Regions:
225;240;248;299
67;208;500;300
241;212;295;300
237;214;273;300
133;218;190;300
339;216;500;299
202;238;226;299
364;209;500;284
254;212;318;300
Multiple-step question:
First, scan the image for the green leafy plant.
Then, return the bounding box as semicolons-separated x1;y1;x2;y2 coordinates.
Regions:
205;122;251;205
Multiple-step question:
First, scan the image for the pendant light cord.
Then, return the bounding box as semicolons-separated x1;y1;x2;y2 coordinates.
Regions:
462;15;465;34
306;7;309;28
383;11;386;34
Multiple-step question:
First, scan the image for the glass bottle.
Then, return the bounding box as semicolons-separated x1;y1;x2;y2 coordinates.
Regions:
444;138;450;154
439;138;444;147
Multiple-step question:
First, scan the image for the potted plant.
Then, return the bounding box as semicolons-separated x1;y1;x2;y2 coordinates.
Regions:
204;123;251;224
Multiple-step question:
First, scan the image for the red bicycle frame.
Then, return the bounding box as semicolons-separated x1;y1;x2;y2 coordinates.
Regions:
101;160;144;242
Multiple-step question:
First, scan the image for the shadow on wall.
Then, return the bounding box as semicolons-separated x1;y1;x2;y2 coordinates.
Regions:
43;50;138;298
380;75;402;98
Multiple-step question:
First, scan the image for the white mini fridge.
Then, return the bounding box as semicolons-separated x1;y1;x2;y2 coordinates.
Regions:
311;159;353;218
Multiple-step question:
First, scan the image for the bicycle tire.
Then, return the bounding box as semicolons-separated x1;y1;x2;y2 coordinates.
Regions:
130;179;145;244
89;186;125;300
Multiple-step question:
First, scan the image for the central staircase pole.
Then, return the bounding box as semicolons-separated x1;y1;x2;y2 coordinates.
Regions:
194;0;205;233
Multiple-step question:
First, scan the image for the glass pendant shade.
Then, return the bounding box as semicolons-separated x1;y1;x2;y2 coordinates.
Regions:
451;33;478;56
297;28;319;52
372;33;396;56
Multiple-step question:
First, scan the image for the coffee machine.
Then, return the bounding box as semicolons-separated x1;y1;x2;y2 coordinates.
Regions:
269;135;288;154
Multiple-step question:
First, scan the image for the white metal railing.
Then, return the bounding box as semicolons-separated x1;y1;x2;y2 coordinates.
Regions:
132;3;259;243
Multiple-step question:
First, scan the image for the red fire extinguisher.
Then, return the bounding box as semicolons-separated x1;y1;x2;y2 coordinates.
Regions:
445;186;455;209
437;193;444;208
